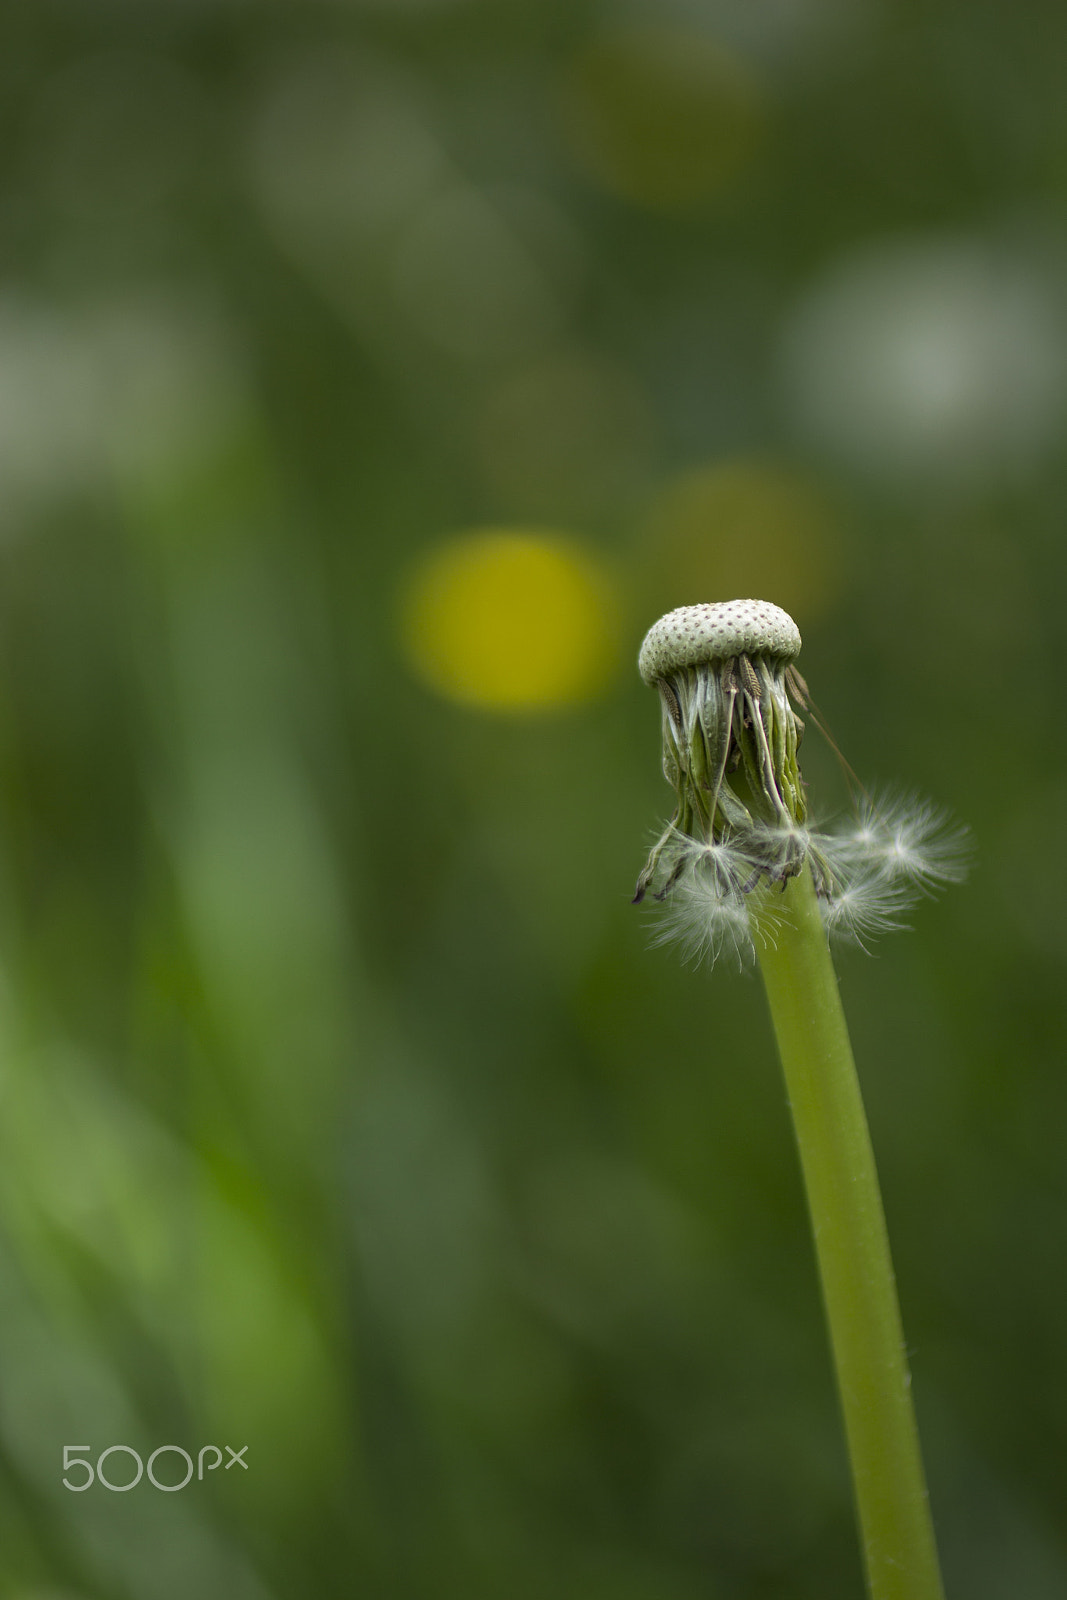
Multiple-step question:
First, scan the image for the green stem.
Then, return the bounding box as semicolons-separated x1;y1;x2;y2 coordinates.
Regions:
752;867;945;1600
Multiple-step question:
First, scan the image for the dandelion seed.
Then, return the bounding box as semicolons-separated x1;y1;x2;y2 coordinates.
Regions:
818;871;914;950
648;837;789;967
687;835;751;896
744;818;841;896
835;792;971;889
651;871;755;968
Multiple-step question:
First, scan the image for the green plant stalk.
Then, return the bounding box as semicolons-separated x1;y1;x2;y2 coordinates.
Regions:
752;866;945;1600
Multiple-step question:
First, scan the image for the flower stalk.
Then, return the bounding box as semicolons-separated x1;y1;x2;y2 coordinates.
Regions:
751;867;944;1600
634;600;961;1600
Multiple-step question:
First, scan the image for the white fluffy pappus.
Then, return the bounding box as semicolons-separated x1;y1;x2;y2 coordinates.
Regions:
642;792;969;968
816;870;914;950
829;791;971;890
646;841;788;969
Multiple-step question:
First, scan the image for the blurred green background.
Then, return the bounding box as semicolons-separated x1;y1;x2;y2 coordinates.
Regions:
1;1;1065;1596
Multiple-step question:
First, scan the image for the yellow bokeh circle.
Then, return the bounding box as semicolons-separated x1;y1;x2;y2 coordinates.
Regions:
399;530;619;711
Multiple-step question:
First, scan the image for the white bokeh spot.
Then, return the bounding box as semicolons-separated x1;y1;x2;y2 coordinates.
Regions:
780;234;1067;486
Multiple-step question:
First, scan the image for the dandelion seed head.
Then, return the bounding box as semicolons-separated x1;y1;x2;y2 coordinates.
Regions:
633;601;968;963
637;597;801;684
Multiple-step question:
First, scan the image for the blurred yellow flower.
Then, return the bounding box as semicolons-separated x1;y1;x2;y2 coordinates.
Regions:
399;530;619;711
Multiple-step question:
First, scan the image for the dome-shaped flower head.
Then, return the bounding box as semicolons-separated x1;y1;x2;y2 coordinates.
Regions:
634;599;967;961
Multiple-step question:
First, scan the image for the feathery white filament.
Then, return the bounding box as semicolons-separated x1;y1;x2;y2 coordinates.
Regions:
833;793;971;888
643;793;968;968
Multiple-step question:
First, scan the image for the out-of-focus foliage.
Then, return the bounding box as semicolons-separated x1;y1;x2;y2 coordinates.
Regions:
0;2;1065;1596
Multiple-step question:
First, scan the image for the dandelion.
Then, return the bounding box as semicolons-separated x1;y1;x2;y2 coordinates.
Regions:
634;599;963;1600
633;599;967;957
